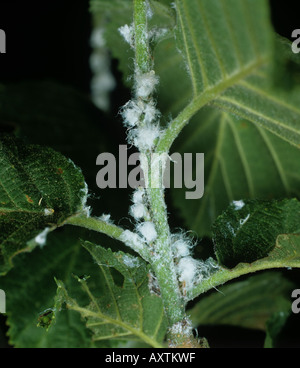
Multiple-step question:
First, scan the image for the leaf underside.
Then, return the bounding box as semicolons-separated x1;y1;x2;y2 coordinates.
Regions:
175;0;300;145
189;271;293;332
171;0;300;234
55;243;167;348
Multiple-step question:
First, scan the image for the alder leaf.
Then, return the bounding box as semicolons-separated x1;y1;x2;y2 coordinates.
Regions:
54;242;168;347
264;310;290;348
0;230;93;348
212;198;300;268
174;0;300;147
0;228;122;348
92;0;300;145
188;272;293;332
188;233;300;301
0;135;87;275
173;110;300;237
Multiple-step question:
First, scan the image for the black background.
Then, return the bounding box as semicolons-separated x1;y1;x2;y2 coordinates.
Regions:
0;0;300;349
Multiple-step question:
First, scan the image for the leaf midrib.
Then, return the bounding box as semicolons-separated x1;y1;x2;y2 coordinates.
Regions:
70;304;164;348
157;56;270;152
192;56;270;114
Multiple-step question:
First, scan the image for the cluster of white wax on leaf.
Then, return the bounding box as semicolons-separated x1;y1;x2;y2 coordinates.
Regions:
78;181;92;218
34;228;51;248
118;24;135;48
120;229;148;254
171;233;220;298
131;190;157;238
122;253;142;269
90;27;116;111
43;208;54;216
98;213;113;223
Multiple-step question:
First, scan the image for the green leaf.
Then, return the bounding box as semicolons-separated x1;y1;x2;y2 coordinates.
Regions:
187;233;300;301
188;272;293;332
175;0;271;93
264;310;290;348
0;135;87;275
213;198;300;268
0;229;98;348
0;80;131;223
174;0;300;147
213;77;300;147
173;110;300;237
55;242;167;348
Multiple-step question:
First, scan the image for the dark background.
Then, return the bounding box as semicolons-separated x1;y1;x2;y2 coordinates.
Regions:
0;0;300;349
0;0;92;92
0;0;298;93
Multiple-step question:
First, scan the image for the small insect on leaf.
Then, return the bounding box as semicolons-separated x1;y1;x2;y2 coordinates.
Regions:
37;309;55;330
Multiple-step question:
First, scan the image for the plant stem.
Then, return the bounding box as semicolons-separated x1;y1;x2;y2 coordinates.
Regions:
134;0;151;73
186;257;300;302
133;0;187;331
147;187;186;325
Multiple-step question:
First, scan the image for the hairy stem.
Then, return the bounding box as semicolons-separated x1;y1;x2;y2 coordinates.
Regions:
134;0;151;73
133;0;188;333
147;187;186;325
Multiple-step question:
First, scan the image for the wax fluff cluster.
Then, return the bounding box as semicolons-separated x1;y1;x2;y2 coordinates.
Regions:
119;15;162;152
80;182;91;218
130;189;149;220
171;233;220;297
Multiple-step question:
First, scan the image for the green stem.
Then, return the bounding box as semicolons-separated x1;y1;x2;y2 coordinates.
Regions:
133;0;187;330
147;187;186;325
156;99;198;154
134;0;151;73
65;215;151;262
187;259;300;302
